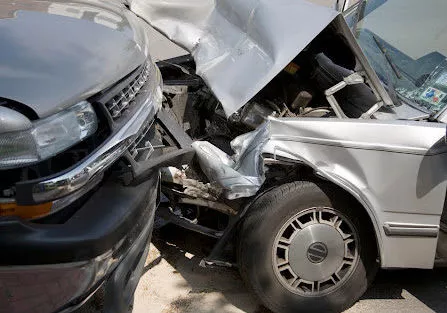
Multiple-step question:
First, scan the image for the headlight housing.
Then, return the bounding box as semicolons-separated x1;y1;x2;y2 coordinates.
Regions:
0;101;97;169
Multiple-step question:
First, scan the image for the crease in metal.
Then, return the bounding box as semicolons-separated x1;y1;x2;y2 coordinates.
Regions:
129;0;338;117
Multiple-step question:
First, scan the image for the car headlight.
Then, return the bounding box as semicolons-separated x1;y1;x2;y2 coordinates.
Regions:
0;101;97;169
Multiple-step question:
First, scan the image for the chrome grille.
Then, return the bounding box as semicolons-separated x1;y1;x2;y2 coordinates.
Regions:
128;119;155;162
106;63;151;120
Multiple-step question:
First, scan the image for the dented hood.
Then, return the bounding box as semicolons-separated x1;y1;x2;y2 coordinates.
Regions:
130;0;338;116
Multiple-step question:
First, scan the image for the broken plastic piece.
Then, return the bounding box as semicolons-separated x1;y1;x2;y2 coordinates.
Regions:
192;123;270;200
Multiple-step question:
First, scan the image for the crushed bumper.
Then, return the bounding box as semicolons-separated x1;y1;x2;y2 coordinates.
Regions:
0;173;158;313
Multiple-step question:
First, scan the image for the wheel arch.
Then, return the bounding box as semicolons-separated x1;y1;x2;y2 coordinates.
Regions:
263;157;383;265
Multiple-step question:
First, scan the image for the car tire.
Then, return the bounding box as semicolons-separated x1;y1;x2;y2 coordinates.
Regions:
237;181;378;313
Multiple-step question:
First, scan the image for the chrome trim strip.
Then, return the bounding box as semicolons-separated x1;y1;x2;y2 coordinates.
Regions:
27;69;162;203
46;173;104;216
383;222;439;238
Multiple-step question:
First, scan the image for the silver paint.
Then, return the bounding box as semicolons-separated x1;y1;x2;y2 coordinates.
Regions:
0;107;32;133
130;0;339;116
193;116;446;268
130;1;393;117
192;121;270;199
269;117;446;268
129;0;447;270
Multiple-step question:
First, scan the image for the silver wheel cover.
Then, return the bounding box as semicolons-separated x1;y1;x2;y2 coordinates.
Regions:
272;207;359;296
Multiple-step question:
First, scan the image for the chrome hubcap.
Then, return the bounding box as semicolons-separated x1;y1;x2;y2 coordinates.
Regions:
272;208;359;296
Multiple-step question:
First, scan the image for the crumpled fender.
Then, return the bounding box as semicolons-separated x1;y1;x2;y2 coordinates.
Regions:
262;117;447;268
194;117;447;268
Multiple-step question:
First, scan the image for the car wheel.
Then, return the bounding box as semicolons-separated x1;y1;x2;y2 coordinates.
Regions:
237;181;378;313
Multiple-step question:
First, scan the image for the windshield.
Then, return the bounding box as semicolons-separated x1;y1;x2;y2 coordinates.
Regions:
351;0;447;114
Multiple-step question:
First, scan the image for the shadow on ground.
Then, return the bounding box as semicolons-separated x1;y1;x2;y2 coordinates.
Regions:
154;224;447;313
361;268;447;312
76;224;447;313
150;225;266;313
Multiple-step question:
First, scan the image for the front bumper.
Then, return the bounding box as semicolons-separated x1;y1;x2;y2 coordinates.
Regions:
0;173;158;313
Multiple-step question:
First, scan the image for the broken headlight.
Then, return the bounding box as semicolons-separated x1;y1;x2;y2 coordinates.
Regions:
0;101;97;169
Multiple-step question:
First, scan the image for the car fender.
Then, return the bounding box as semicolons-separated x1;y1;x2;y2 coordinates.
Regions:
261;117;447;269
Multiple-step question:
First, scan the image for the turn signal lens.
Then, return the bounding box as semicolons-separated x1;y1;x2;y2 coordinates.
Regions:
0;202;52;219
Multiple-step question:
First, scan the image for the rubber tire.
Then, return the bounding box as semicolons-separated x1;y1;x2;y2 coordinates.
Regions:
237;181;378;313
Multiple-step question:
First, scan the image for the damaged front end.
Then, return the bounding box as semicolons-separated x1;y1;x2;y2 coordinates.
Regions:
128;1;393;198
130;0;447;271
192;121;270;200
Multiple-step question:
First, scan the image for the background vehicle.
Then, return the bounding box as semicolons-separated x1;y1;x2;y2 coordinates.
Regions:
130;0;447;312
0;1;187;312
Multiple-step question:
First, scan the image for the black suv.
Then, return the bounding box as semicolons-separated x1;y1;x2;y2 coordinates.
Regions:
0;1;192;312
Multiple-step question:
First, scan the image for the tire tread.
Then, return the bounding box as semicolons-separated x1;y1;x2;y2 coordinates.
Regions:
237;180;377;313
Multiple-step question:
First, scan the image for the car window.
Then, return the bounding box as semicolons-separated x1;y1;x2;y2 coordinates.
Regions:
350;0;447;114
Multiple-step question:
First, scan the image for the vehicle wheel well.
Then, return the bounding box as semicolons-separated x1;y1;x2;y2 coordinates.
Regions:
262;163;380;262
237;179;379;312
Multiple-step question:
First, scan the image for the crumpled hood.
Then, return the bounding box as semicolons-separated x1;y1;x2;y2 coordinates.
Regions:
0;0;151;118
130;0;338;117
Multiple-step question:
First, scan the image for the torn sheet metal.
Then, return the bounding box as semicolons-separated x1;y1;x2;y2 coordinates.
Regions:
192;122;270;199
193;116;447;204
130;0;338;117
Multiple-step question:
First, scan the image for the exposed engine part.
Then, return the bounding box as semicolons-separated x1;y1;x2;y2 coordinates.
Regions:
169;204;198;224
156;55;202;88
230;101;276;129
161;166;222;200
324;72;365;118
161;166;186;184
275;101;297;118
323;71;385;119
178;197;237;216
299;107;332;117
182;179;219;200
157;204;223;238
291;90;313;111
163;85;188;96
361;100;385;119
161;46;383;140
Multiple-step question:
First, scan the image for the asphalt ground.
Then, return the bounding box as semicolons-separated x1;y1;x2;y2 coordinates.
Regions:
78;224;447;313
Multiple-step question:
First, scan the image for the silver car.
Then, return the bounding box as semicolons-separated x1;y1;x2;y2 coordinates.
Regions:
130;0;447;312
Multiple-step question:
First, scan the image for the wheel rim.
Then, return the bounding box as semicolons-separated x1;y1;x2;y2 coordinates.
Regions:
272;207;359;296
